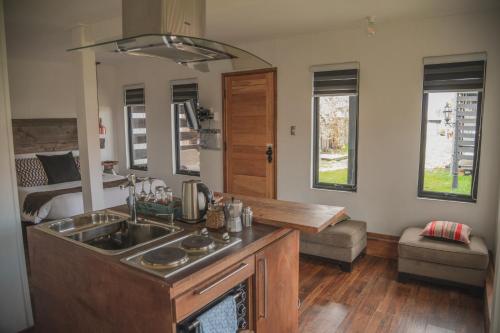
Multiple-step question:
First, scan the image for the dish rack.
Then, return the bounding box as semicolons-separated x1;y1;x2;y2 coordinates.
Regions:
135;197;182;220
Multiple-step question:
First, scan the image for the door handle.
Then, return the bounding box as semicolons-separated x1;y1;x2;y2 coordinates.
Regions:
258;257;268;319
193;263;248;295
266;145;273;163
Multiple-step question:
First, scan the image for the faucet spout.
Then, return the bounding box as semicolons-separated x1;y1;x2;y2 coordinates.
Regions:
125;174;137;223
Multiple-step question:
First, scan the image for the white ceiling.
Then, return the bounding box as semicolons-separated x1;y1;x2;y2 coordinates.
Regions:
4;0;500;61
5;0;500;41
206;0;500;41
4;0;121;29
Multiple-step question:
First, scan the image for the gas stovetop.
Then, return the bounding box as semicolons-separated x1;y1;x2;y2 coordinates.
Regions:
121;228;242;279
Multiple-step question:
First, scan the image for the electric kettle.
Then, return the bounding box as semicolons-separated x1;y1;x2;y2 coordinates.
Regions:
181;180;211;223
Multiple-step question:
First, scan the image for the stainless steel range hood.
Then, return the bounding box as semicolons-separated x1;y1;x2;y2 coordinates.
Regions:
68;0;272;72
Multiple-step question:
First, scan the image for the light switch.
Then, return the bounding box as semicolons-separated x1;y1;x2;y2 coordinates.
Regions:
211;108;220;121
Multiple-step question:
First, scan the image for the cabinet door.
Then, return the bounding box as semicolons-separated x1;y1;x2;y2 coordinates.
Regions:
255;230;299;333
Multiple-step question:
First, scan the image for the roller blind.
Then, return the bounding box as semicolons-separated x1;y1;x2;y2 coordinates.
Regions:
313;69;359;96
125;87;145;105
423;60;486;92
124;86;147;170
171;83;198;103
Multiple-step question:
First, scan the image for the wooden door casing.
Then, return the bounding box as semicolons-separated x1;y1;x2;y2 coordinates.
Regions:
223;68;277;198
255;230;299;333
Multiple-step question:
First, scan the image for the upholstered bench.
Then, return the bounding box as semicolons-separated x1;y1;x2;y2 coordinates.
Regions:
300;220;367;272
398;227;489;288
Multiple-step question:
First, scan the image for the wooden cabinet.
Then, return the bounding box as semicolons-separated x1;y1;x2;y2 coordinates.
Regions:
255;230;299;333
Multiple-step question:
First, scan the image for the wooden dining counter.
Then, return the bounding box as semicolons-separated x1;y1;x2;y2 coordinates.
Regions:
219;193;346;233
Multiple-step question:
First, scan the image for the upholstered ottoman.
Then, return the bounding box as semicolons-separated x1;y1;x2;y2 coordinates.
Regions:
300;220;367;272
398;227;489;288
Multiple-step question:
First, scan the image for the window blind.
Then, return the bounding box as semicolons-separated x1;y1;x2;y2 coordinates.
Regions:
124;86;147;170
171;83;198;103
125;88;145;105
423;60;486;92
313;69;359;96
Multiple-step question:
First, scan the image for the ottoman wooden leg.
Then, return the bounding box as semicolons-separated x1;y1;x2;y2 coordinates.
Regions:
340;262;353;273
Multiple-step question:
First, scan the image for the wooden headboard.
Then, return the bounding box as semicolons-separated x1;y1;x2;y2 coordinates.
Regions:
12;118;78;155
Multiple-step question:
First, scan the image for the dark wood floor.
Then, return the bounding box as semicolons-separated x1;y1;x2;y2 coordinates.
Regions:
299;255;484;333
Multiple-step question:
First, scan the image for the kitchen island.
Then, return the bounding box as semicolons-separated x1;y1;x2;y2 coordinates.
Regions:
27;195;345;333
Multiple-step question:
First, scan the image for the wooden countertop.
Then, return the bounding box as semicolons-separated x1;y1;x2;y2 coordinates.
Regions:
219;193;346;234
29;193;345;295
29;209;290;293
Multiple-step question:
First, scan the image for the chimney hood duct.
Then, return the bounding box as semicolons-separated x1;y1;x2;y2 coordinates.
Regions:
68;0;272;73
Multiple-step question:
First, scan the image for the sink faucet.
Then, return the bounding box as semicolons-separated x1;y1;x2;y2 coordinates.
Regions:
122;174;137;223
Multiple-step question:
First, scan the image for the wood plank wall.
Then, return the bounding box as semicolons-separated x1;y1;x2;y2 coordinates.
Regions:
12;118;78;154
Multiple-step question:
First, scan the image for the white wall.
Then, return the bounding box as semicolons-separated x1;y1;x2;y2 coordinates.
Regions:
0;1;33;330
96;64;119;161
104;11;500;248
5;59;117;162
245;11;500;248
102;58;228;193
7;58;77;118
5;23;117;161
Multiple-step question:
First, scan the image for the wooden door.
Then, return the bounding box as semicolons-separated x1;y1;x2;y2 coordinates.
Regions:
255;230;299;333
223;69;277;198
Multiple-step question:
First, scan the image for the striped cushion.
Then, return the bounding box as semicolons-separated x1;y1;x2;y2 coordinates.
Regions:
15;157;48;187
420;221;472;244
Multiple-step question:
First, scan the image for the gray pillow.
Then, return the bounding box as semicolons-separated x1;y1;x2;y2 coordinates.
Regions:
37;152;81;184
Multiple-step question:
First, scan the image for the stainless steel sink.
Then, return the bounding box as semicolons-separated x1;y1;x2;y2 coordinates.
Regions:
66;219;181;255
46;212;125;233
35;210;183;255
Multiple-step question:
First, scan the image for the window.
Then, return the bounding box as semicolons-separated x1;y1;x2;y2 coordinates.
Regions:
418;58;486;202
312;65;359;191
171;82;200;176
124;86;148;170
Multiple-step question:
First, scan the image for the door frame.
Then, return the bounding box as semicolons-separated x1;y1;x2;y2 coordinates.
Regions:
222;68;278;198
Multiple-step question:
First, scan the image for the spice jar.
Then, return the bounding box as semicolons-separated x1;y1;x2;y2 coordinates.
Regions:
205;203;225;230
242;206;253;227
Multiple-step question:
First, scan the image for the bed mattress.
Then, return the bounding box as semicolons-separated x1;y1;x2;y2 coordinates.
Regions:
18;174;164;223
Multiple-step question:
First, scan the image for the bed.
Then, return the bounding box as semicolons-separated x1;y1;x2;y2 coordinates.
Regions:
12;118;163;224
18;173;165;224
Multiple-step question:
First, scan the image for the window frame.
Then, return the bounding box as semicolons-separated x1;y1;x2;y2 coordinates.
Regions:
312;94;359;192
171;80;201;177
173;103;201;177
124;85;148;171
417;91;483;203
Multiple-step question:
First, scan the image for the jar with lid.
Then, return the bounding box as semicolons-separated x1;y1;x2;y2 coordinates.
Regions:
242;206;253;227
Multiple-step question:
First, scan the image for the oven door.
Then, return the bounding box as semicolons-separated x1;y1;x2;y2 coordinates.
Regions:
174;256;254;331
177;282;249;332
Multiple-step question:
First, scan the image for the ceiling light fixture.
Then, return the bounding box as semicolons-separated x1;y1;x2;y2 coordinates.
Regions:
68;0;272;73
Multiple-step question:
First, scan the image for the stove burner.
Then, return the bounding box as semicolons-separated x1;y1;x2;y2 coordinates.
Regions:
141;247;188;269
181;235;215;253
